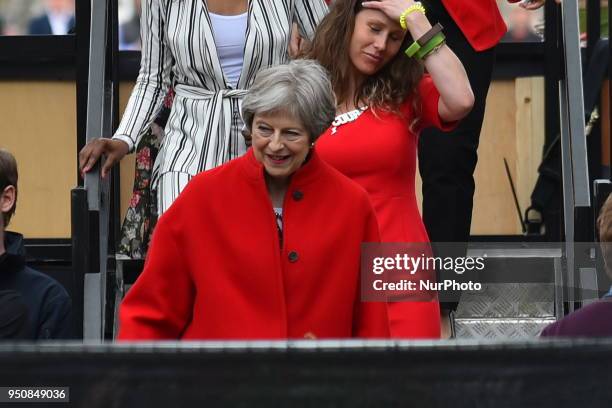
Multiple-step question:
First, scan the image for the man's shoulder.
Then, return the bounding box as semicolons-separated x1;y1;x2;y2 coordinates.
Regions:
18;266;70;304
541;300;612;337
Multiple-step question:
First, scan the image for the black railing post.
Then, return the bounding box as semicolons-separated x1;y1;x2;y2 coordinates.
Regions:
70;187;89;338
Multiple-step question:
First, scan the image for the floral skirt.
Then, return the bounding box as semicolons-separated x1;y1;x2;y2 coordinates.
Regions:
117;127;161;259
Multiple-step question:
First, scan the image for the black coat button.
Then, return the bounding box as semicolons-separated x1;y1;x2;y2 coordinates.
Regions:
288;251;299;263
292;190;304;201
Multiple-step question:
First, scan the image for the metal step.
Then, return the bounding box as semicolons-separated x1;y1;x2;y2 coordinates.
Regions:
454;248;562;340
454;283;557;339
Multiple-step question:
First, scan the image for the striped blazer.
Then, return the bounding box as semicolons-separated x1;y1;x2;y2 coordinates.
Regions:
113;0;328;182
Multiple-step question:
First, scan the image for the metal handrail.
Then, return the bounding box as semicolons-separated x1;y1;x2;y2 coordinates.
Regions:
82;0;112;340
558;0;592;312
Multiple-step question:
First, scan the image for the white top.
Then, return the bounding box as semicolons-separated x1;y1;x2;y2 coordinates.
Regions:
274;207;283;232
209;12;248;88
47;12;72;35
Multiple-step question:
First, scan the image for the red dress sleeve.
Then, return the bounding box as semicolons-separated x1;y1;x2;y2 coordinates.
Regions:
414;75;458;133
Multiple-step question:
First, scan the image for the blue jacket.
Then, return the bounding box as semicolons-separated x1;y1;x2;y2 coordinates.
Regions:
0;232;73;339
27;14;75;35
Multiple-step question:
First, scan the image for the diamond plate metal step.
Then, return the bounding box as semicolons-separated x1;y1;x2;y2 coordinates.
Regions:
454;283;557;339
454;249;562;340
456;283;555;319
455;318;557;339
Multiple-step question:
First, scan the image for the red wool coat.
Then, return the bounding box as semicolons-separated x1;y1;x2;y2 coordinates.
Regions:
441;0;521;51
118;148;390;340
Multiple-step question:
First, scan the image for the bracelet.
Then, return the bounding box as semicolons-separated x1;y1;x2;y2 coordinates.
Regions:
416;32;446;60
399;2;426;31
405;40;421;58
422;42;445;59
405;25;446;60
417;23;443;46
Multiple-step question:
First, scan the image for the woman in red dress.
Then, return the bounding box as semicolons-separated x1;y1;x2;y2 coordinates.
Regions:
307;0;474;338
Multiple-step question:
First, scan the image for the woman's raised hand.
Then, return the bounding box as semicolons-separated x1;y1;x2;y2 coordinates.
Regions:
78;138;129;179
361;0;420;24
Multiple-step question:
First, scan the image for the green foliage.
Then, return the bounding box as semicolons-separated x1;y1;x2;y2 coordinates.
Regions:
579;6;610;36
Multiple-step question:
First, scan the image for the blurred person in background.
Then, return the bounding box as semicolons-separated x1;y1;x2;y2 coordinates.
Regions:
27;0;74;35
118;61;389;340
0;0;35;35
119;0;141;50
0;149;73;340
502;4;542;42
541;194;612;337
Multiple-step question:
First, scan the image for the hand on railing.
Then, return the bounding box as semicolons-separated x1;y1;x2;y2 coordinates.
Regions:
79;138;129;179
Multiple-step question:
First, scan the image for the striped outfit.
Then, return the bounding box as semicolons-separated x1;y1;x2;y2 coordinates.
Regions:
113;0;328;213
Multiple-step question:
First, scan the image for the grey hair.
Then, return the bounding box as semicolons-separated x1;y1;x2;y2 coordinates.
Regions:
241;60;336;143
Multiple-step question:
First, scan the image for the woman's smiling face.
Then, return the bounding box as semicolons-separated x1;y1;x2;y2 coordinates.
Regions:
251;111;311;181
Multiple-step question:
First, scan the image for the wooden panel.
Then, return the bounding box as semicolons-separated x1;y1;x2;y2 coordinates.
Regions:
0;81;76;239
472;80;520;235
416;78;545;236
515;77;545;231
0;81;139;239
471;77;545;235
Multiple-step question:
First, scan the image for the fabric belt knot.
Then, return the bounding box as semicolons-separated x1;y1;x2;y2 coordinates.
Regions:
174;84;247;100
172;84;248;168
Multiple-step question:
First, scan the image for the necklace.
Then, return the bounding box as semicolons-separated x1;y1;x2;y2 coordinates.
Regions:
331;107;367;135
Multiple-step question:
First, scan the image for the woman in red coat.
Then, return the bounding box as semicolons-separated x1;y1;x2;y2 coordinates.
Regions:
307;0;474;338
118;60;389;340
